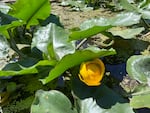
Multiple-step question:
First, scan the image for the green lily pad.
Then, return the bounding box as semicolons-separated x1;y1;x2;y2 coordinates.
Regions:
108;27;144;39
127;55;150;84
31;90;77;113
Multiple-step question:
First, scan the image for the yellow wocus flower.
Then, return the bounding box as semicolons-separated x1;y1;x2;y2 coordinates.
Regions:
78;59;105;86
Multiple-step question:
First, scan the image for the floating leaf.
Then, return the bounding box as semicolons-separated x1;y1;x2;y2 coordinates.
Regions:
69;12;141;41
110;12;141;26
108;27;144;39
72;77;135;113
9;0;50;28
31;90;77;113
119;0;138;11
139;9;150;19
41;47;116;84
32;23;75;60
127;55;150;84
130;94;150;108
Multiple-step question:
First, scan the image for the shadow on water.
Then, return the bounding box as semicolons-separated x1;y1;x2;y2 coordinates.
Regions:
72;76;127;109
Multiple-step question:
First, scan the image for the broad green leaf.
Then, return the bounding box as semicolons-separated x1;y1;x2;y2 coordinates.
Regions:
110;12;141;26
108;27;144;39
0;58;57;76
129;83;150;109
32;23;75;60
31;90;77;113
72;77;135;113
80;18;110;30
0;21;25;38
130;94;150;108
41;47;116;84
119;0;138;11
138;0;150;8
138;9;150;19
9;0;50;28
69;26;111;41
127;55;150;84
69;12;141;41
69;17;111;41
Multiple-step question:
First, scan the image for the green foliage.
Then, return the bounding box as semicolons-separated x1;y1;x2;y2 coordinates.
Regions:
126;55;150;109
41;47;116;84
3;96;34;113
127;55;150;84
72;77;135;113
31;90;77;113
0;0;150;112
119;0;150;19
32;23;75;60
0;58;57;77
108;27;145;39
69;12;141;41
8;0;51;28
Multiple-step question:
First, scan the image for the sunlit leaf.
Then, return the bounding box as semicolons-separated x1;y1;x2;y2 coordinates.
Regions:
138;9;150;19
69;12;141;41
138;0;150;8
80;18;110;30
0;2;11;14
130;94;150;108
0;20;25;38
0;58;57;76
110;12;141;26
41;47;116;84
32;23;75;60
108;27;144;39
119;0;138;11
69;26;111;41
31;90;77;113
127;55;150;84
9;0;50;28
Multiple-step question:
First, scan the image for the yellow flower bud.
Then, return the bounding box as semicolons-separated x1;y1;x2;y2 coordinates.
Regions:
78;59;105;86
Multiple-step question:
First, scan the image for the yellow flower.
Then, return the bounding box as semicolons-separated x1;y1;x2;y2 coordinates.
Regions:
78;59;105;86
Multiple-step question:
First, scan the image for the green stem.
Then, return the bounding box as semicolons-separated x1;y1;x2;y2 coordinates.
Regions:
7;29;26;58
141;18;150;30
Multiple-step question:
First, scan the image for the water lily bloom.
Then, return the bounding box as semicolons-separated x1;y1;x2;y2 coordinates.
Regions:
78;59;105;86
